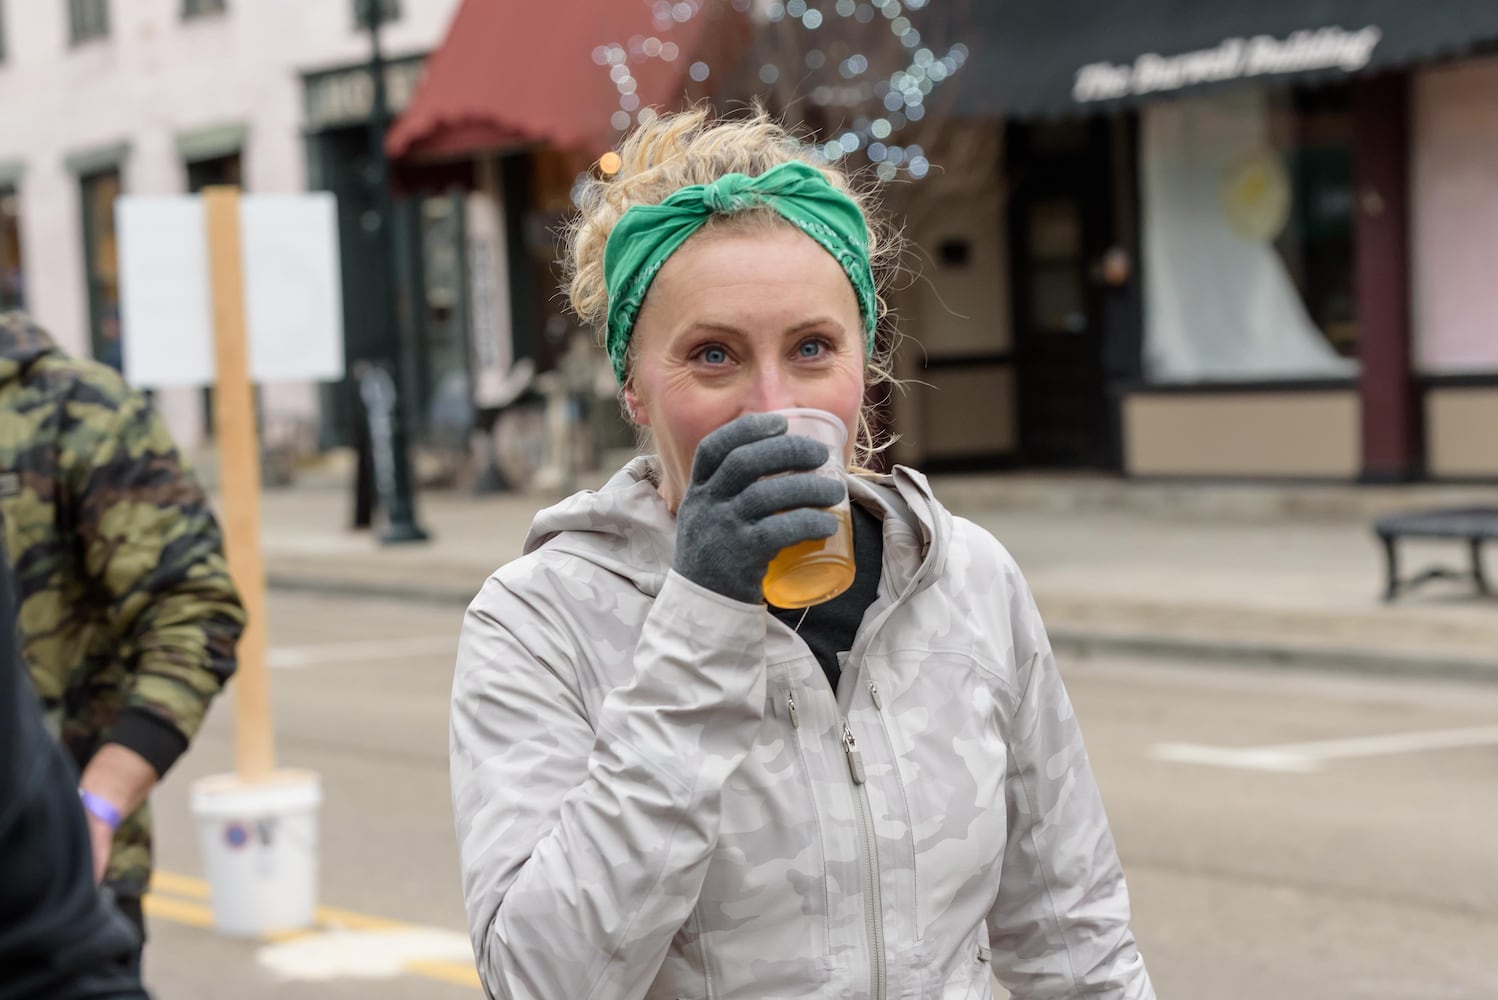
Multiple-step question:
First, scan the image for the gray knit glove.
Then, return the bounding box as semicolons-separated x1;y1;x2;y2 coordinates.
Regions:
672;413;847;605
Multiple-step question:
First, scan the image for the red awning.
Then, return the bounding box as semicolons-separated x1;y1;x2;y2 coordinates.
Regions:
388;0;728;162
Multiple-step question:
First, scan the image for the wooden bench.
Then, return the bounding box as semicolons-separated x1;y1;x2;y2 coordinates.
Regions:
1372;507;1498;601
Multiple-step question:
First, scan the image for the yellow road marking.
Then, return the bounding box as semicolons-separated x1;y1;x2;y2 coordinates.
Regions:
149;869;210;900
315;902;411;933
146;870;480;991
404;959;483;988
141;893;215;929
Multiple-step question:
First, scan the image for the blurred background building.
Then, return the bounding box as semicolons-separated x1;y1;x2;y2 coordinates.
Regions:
0;0;462;475
2;0;1497;488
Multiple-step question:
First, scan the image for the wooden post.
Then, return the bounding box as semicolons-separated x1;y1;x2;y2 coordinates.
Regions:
203;186;275;782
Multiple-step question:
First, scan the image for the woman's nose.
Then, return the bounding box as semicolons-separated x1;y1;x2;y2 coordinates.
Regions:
746;367;796;414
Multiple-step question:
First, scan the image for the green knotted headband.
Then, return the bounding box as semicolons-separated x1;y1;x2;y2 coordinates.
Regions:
602;159;878;385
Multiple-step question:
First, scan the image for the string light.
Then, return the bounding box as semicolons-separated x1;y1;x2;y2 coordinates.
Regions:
593;0;966;181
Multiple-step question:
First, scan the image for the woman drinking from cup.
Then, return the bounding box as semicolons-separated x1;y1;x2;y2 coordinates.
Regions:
450;108;1155;1000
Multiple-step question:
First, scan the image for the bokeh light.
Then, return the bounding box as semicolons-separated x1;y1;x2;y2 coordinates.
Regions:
595;0;964;181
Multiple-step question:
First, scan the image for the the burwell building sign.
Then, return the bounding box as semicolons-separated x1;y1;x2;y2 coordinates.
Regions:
1072;25;1384;103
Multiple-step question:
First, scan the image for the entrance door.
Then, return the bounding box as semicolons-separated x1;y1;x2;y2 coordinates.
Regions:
1008;118;1114;468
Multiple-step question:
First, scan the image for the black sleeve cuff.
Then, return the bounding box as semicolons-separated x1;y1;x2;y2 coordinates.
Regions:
107;710;190;778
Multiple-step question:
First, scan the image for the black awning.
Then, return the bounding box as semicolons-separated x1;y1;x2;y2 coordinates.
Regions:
950;0;1498;119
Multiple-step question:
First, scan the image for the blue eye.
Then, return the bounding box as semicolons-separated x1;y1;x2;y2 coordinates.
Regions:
701;345;729;365
798;339;826;358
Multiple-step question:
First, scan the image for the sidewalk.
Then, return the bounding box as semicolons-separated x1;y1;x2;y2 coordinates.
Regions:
255;473;1498;683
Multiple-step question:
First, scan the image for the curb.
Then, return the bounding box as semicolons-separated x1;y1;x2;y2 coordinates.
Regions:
267;573;479;608
266;573;1498;686
1048;627;1498;687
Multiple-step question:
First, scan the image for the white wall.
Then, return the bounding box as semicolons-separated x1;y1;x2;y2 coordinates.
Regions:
0;0;460;449
1412;55;1498;375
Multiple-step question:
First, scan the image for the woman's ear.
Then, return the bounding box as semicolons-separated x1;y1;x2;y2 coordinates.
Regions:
622;382;649;427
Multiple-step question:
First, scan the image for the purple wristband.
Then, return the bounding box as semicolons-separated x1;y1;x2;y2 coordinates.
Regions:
78;789;124;831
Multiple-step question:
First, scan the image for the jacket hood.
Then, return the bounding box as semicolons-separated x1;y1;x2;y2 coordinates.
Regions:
522;456;952;600
0;312;59;386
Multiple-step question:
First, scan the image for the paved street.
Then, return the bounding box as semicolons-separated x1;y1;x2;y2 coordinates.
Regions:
140;591;1498;999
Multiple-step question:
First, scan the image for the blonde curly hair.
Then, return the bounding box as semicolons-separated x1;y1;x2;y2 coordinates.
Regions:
563;106;902;465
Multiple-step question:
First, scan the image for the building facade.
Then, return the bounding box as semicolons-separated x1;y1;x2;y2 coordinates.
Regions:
0;0;461;459
890;0;1498;482
385;0;1498;486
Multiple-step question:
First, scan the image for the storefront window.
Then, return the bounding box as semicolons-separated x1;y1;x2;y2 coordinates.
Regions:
1141;85;1359;383
80;169;122;370
1272;86;1357;358
0;186;23;311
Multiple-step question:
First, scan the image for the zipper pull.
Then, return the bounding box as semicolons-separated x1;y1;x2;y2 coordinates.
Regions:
842;720;866;784
868;681;883;710
787;691;800;729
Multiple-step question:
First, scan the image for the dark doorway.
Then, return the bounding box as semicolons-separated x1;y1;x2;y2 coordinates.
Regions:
310;124;391;448
1007;117;1115;468
311;124;473;450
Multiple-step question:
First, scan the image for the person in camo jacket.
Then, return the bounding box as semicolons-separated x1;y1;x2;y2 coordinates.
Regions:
0;309;245;977
450;108;1154;1000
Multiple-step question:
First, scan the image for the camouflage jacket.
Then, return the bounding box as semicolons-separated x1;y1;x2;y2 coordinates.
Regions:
0;311;245;900
452;457;1154;1000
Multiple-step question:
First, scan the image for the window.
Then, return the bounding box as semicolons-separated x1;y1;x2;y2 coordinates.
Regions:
79;169;122;369
353;0;400;29
1140;85;1359;383
186;152;243;435
181;0;226;19
185;152;242;193
69;0;109;44
1272;86;1357;358
0;185;24;310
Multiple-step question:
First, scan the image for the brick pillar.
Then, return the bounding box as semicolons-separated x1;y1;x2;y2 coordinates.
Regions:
1353;72;1422;482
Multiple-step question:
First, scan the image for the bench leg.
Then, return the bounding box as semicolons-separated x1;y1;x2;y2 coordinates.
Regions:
1381;535;1400;602
1472;539;1491;597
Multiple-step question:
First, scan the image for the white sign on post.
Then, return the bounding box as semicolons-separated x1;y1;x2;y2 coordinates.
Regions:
117;192;345;387
117;197;217;387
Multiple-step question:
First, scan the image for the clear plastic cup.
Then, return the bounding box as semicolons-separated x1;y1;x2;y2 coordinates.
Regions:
761;408;855;609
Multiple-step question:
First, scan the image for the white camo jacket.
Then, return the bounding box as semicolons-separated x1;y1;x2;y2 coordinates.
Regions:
452;458;1154;1000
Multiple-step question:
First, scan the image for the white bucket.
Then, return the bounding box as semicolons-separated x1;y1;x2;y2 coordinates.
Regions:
189;770;322;938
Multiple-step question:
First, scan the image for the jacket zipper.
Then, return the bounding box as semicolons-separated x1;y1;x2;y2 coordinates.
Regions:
788;686;888;1000
842;714;886;1000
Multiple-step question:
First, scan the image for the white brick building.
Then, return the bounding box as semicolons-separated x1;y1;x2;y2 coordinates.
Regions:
0;0;461;457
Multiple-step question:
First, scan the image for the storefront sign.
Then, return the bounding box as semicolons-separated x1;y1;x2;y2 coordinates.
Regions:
1074;26;1383;103
304;56;426;132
